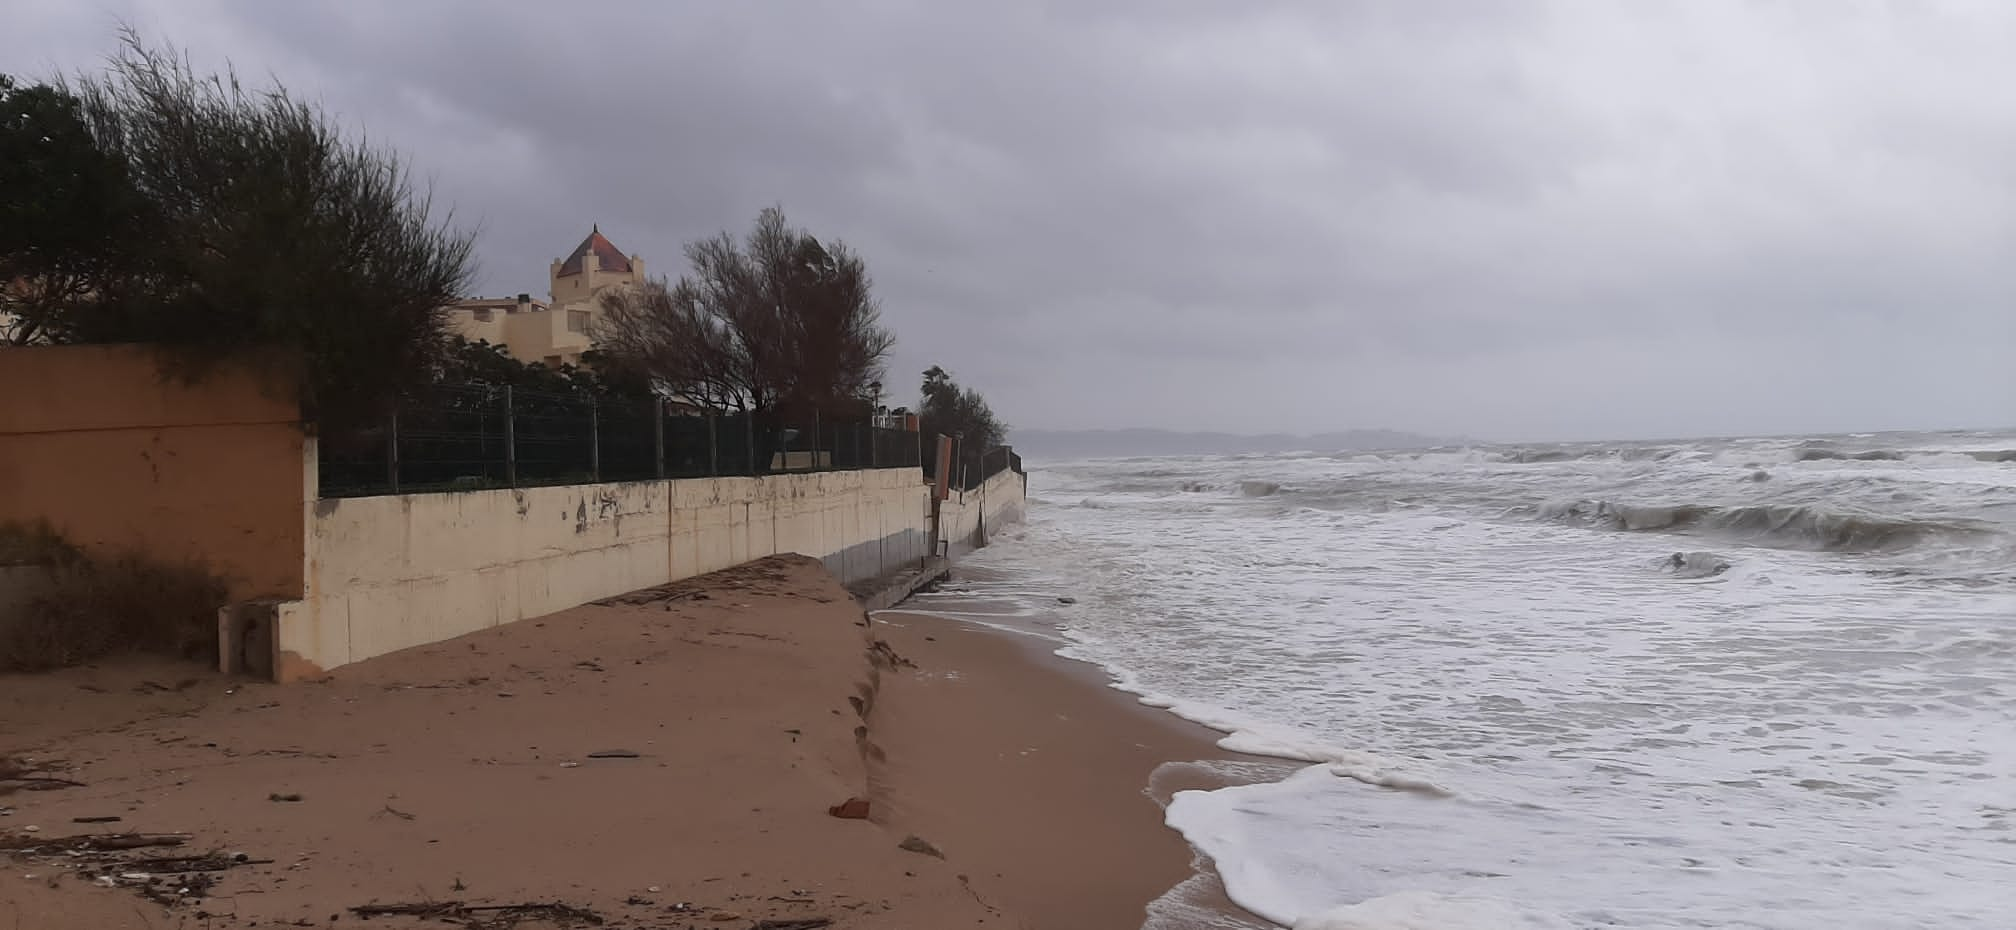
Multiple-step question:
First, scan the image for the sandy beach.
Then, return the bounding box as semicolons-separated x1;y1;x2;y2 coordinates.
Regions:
0;555;1247;930
866;608;1248;930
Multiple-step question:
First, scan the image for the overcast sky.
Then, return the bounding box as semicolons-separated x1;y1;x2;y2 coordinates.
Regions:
9;1;2013;441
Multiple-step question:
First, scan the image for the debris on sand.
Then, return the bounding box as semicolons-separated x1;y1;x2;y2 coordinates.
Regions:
0;756;84;795
1;831;265;908
349;900;606;928
1;832;189;852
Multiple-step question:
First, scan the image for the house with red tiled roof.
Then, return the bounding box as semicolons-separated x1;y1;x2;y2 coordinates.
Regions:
550;226;645;308
445;226;646;368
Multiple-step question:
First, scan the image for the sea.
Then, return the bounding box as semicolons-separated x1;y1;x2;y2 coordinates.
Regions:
900;429;2016;930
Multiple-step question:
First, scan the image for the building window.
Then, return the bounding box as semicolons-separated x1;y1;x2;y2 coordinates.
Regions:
567;310;590;334
472;308;493;322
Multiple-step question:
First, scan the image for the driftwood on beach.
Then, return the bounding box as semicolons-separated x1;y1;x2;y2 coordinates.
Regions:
0;831;190;852
349;900;607;928
0;755;86;794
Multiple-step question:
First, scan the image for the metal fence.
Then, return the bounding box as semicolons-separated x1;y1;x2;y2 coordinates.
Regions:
924;438;1025;493
318;385;926;498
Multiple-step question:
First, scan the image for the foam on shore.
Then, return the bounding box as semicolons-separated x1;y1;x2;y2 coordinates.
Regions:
908;434;2016;929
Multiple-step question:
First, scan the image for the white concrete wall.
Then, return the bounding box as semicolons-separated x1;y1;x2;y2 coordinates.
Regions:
936;467;1028;556
279;468;931;679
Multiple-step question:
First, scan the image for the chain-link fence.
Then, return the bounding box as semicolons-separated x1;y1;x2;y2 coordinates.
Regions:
318;385;928;498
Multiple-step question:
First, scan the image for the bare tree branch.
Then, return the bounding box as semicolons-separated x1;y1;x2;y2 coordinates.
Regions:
594;206;893;420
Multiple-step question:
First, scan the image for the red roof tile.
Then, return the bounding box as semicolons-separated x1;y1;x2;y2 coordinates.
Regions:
556;227;633;277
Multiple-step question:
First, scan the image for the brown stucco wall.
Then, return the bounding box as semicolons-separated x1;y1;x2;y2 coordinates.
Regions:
0;345;306;600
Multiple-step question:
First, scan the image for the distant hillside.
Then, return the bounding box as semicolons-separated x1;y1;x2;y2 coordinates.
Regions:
1007;428;1447;459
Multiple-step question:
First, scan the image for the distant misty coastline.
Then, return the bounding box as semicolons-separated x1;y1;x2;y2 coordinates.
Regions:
1008;428;1448;459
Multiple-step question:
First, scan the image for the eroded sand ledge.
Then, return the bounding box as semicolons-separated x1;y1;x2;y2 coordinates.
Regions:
0;555;1228;930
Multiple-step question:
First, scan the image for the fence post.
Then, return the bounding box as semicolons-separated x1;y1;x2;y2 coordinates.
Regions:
653;402;665;479
745;414;756;476
503;386;517;487
811;409;821;471
385;409;400;494
707;412;719;476
870;424;879;468
589;402;601;482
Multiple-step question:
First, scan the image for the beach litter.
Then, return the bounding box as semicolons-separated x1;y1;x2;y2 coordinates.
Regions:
1;831;266;907
0;756;85;795
349;900;606;928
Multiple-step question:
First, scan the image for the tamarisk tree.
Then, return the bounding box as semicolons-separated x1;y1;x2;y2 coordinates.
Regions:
593;206;895;419
1;32;476;433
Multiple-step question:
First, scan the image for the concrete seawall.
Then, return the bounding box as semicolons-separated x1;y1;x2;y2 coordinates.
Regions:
936;466;1028;555
269;464;940;680
1;342;1028;683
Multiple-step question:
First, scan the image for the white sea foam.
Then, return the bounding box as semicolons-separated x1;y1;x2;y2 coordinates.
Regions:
1100;676;1453;796
1290;893;1577;930
908;429;2016;929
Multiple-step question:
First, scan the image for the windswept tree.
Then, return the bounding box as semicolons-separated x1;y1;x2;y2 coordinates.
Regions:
0;32;476;431
594;206;895;418
919;364;1006;451
0;73;140;346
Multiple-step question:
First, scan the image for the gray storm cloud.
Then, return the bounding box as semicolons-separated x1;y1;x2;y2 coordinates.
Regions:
8;0;2012;440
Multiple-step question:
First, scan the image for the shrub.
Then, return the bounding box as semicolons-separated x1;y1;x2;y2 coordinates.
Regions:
0;520;76;566
0;523;226;672
4;32;476;433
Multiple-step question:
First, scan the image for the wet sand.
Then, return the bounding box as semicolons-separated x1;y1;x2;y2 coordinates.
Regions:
0;555;1268;930
866;608;1251;930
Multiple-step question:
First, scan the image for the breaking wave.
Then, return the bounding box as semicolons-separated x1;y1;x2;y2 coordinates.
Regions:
1797;447;2016;463
1486;443;2016;467
1494;446;1682;464
1538;500;1983;553
1795;449;1906;462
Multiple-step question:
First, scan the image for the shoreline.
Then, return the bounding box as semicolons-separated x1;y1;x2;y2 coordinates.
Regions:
1;555;1279;930
868;606;1287;930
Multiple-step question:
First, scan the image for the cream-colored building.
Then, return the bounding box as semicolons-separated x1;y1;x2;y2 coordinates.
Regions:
446;227;645;368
